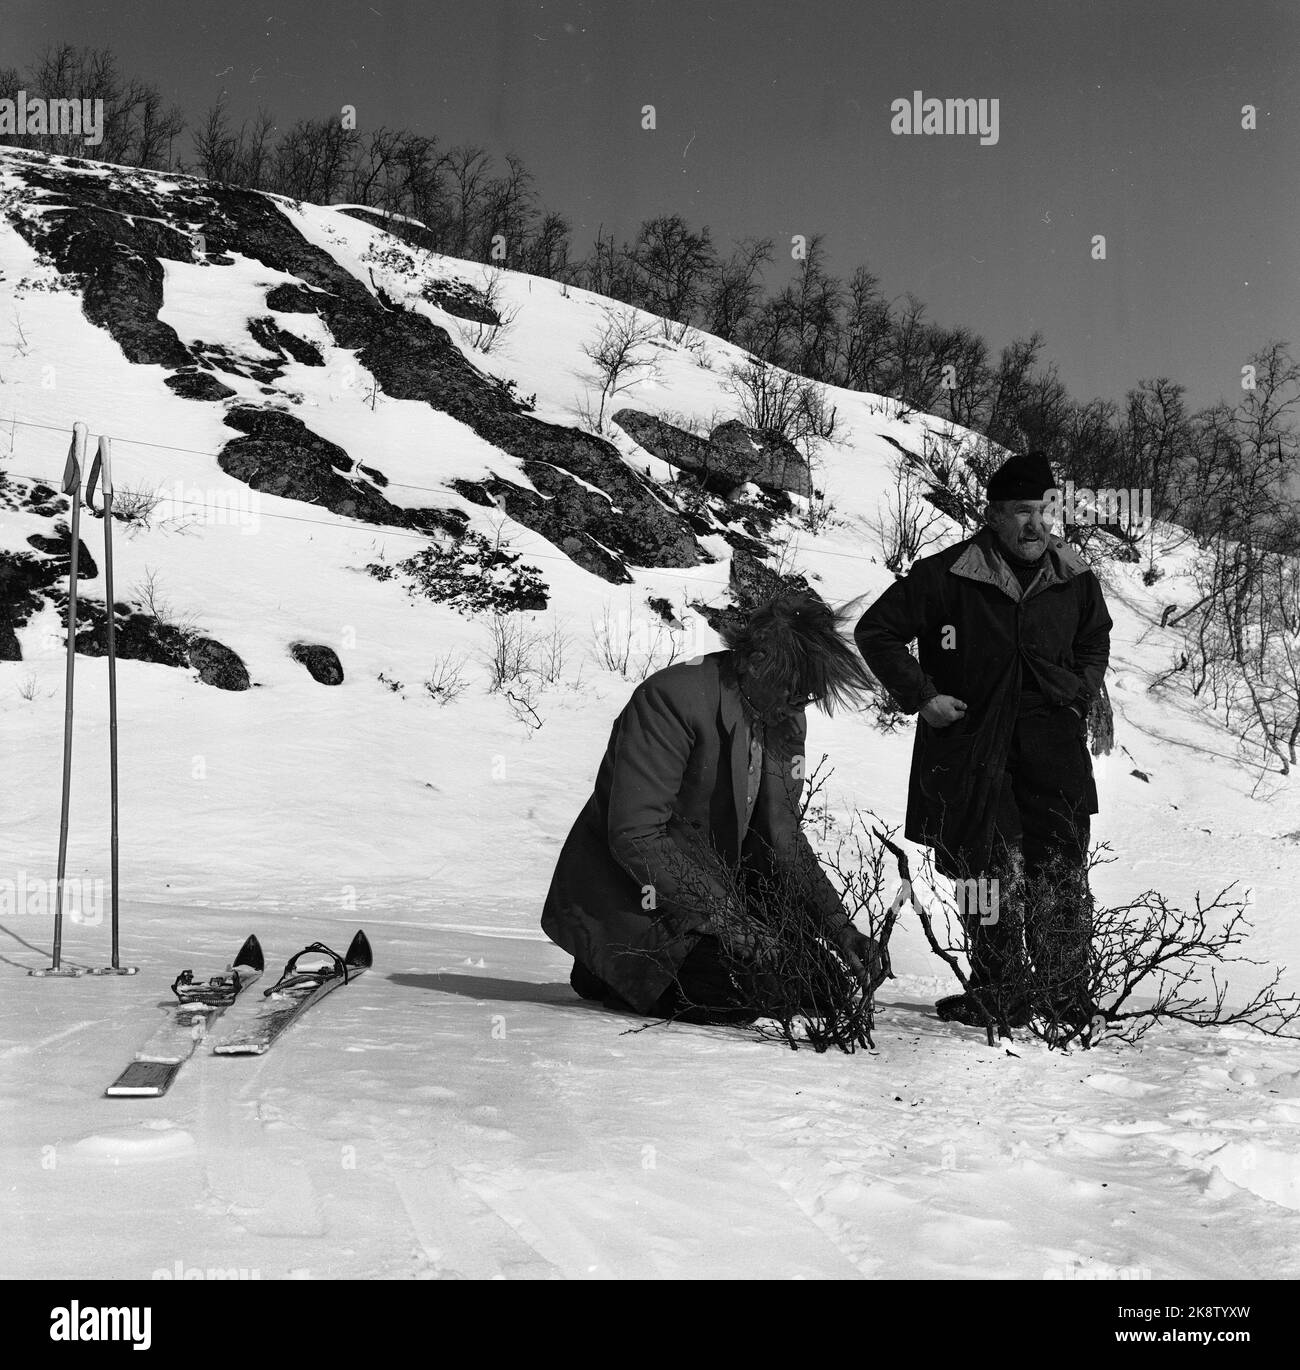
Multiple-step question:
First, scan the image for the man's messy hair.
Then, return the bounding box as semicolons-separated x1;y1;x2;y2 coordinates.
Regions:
721;591;874;716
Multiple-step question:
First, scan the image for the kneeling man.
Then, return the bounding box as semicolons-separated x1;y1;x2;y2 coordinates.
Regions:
542;593;877;1023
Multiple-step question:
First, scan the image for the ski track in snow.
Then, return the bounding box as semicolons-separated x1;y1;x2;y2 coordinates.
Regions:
5;912;1298;1279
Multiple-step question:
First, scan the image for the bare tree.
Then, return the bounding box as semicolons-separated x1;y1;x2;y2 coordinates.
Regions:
835;265;894;395
626;213;716;330
441;143;493;257
776;234;844;381
703;236;772;343
580;307;657;432
16;44;184;168
519;209;572;280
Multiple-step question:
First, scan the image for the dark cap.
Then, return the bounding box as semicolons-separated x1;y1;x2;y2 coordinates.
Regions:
987;451;1056;503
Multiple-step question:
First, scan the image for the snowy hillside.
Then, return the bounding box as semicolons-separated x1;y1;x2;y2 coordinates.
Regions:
1;148;1297;1280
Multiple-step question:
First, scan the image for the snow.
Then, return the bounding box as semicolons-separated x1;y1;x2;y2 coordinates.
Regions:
1;148;1299;1280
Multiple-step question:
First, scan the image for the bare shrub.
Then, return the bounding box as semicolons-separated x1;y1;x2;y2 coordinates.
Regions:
133;566;200;639
458;266;520;353
882;835;1300;1050
876;455;945;574
536;616;573;684
484;611;540;691
107;482;163;528
504;681;543;731
724;357;837;447
424;651;470;705
369;526;547;616
800;486;838;536
589;597;683;680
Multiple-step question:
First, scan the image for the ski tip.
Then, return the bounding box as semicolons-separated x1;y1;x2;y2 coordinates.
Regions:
345;930;373;969
235;934;264;972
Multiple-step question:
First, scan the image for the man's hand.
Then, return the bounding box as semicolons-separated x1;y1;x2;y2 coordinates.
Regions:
831;924;888;989
920;694;967;728
700;912;780;965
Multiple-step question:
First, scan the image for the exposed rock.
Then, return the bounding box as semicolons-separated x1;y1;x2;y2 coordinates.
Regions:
218;406;466;536
187;636;251;690
707;420;811;497
22;483;69;519
290;642;344;685
68;597;249;689
192;184;705;579
448;478;496;509
0;550;54;659
248;315;325;367
27;529;98;580
615;408;812;498
1;488;101;657
419;280;500;325
692;548;820;641
2;160;708;583
728;545;816;609
612;409;721;487
716;526;769;558
188;337;283;385
647;595;681;628
4;170;194;367
717;487;794;547
266;283;320;313
71;597;191;668
451;474;630;583
165;368;237;402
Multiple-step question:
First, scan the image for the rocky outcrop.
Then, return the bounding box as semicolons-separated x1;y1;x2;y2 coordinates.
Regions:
613;410;718;486
0;473;92;657
165;369;237;402
248;316;325;367
217;406;467;536
290;642;344;685
26;528;97;581
69;598;249;689
5;168;194;368
71;597;191;669
186;180;706;580
615;409;811;497
187;636;250;690
266;283;319;313
0;549;56;659
692;548;820;641
2;159;710;583
707;421;811;498
337;205;442;254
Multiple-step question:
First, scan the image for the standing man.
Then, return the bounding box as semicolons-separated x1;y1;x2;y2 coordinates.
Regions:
543;593;879;1024
855;452;1112;1027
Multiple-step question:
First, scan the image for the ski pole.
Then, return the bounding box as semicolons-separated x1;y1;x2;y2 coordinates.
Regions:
86;436;136;976
32;423;88;978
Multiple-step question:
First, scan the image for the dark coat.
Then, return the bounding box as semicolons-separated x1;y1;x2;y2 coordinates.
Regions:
541;651;843;1012
854;529;1112;876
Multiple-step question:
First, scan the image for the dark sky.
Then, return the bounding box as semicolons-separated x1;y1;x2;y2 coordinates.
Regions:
7;0;1297;414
